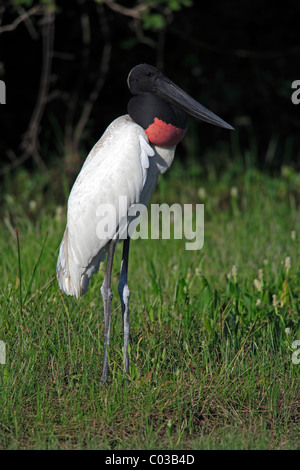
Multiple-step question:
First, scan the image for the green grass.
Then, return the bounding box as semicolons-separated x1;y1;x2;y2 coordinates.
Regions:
0;162;299;450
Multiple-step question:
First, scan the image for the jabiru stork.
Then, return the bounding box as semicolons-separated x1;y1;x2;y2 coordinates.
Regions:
56;64;233;384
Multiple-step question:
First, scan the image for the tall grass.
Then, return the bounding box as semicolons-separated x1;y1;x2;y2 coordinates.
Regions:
0;163;299;449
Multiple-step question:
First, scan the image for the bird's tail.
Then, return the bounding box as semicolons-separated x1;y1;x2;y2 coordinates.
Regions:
56;228;82;298
56;227;106;299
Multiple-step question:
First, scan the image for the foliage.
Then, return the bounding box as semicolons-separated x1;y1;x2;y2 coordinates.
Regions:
141;0;193;31
0;164;299;449
0;0;300;178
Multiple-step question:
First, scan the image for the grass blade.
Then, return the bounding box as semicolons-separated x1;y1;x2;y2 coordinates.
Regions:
23;231;49;304
15;228;23;315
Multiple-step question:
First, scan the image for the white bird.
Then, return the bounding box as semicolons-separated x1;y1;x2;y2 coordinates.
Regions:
56;64;233;383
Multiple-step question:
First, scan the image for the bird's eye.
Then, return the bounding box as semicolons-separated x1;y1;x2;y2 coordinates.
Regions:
146;71;153;77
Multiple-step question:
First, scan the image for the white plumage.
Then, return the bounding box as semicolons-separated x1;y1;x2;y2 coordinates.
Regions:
56;115;175;299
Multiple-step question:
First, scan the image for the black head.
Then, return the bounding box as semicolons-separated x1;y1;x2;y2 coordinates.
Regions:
127;63;234;130
127;64;163;96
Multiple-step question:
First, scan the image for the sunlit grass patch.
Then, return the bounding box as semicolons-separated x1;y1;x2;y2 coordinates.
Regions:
0;165;299;449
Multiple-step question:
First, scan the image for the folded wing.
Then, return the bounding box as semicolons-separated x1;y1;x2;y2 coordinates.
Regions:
56;115;155;298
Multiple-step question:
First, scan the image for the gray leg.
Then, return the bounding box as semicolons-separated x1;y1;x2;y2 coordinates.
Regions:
100;239;116;385
118;238;130;378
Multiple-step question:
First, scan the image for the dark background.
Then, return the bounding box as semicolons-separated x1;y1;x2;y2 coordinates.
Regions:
0;0;299;181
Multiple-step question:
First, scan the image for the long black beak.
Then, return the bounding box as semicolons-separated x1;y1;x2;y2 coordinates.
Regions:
154;75;234;130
